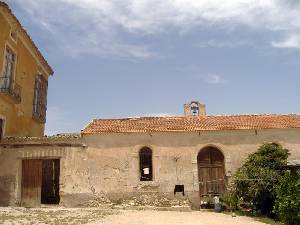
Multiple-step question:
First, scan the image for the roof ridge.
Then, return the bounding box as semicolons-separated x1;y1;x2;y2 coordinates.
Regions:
91;114;300;121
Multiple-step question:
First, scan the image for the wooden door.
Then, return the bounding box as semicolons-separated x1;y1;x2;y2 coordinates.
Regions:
198;147;225;197
21;159;42;207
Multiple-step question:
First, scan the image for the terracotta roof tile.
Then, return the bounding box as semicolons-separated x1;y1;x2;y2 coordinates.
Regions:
82;114;300;134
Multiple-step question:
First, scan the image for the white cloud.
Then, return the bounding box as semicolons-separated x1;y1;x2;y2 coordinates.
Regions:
10;0;300;57
196;40;252;48
205;74;228;84
179;66;229;85
271;34;300;49
29;0;300;32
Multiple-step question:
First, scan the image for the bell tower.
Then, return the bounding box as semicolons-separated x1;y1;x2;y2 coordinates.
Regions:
184;101;206;116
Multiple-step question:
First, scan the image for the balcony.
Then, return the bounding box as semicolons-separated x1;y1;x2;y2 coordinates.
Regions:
0;77;22;103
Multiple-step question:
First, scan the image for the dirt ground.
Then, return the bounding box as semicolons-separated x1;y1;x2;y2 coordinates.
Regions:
0;207;266;225
92;210;267;225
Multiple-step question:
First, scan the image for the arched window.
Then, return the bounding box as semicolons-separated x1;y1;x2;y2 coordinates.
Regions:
139;147;153;181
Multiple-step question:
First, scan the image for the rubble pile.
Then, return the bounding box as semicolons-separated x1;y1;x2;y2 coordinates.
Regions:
86;192;112;207
119;193;190;208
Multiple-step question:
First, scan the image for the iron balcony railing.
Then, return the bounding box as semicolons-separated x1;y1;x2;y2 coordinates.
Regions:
0;77;21;103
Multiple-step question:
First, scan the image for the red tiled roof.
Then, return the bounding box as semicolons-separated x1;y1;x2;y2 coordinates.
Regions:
82;114;300;134
0;2;53;75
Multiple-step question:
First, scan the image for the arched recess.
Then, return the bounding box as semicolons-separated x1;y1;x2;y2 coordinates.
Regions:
139;147;153;181
197;146;225;197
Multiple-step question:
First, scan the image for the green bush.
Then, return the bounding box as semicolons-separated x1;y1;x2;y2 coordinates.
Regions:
230;143;289;215
222;190;239;210
274;172;300;225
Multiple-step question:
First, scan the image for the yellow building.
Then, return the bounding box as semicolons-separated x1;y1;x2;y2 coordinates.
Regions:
0;2;53;138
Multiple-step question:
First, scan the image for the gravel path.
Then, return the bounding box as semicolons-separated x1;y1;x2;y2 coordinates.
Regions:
89;210;266;225
0;207;266;225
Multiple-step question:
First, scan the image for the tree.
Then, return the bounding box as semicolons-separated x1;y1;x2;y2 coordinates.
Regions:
274;171;300;225
230;143;289;215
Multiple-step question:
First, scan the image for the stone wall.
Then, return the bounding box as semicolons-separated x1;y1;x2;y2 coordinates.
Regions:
0;129;300;207
0;135;90;207
83;128;300;206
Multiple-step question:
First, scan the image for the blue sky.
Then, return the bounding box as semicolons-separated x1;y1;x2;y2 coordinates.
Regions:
6;0;300;134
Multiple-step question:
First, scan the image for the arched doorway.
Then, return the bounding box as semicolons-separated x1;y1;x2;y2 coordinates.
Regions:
197;146;225;197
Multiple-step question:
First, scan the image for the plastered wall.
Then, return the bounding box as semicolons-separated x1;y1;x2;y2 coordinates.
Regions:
0;9;51;137
0;142;89;207
83;128;300;205
0;128;299;207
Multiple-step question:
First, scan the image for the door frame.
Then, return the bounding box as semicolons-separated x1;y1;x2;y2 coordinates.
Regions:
19;158;61;207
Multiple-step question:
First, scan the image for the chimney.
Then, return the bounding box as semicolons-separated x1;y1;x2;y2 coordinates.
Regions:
184;101;206;116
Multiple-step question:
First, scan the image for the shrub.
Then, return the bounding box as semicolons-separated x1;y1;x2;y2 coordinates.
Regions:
222;190;239;210
230;143;289;215
274;171;300;225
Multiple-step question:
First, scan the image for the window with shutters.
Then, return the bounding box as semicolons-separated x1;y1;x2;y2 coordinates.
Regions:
0;46;21;103
139;147;153;181
32;74;48;123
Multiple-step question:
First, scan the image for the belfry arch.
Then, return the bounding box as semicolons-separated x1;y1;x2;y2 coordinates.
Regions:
197;146;225;198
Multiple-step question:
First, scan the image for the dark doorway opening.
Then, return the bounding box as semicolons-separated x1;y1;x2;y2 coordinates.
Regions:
41;159;60;204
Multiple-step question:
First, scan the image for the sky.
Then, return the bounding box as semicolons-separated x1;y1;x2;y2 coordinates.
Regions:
5;0;300;135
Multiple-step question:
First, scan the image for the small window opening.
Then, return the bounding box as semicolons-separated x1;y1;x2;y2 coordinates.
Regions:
139;147;153;181
41;159;60;204
0;119;3;140
10;31;18;42
174;185;185;196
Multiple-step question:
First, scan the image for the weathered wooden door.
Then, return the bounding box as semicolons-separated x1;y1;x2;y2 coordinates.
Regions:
21;159;42;207
198;147;225;197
